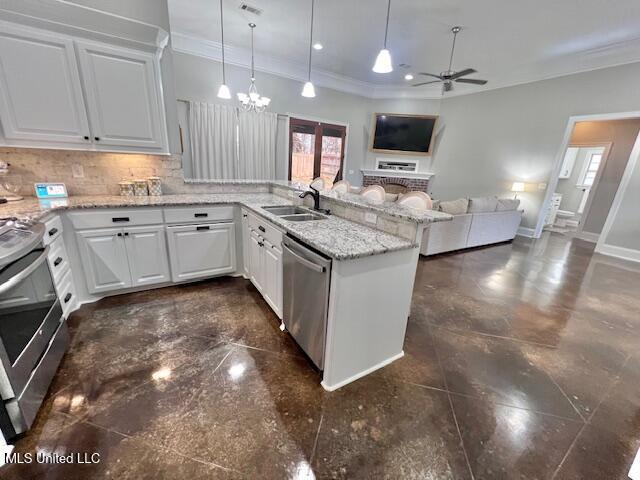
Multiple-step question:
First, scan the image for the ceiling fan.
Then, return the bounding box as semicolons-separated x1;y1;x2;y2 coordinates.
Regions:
413;26;488;94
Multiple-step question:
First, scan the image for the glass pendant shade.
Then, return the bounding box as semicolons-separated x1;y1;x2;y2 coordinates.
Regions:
301;81;316;98
372;48;393;73
217;84;231;99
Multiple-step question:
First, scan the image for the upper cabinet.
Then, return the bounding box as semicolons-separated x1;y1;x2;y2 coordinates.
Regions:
0;21;168;153
76;41;166;150
0;23;90;145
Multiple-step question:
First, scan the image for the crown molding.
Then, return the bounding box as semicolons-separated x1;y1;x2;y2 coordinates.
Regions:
171;32;442;100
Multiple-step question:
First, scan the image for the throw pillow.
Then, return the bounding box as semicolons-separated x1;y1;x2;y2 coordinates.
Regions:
439;198;469;215
468;196;499;213
496;198;521;211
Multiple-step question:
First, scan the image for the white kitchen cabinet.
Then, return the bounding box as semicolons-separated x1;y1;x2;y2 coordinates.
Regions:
75;41;166;150
76;228;132;294
124;225;171;287
262;239;283;318
249;230;265;293
0;22;90;145
241;209;251;277
166;223;236;282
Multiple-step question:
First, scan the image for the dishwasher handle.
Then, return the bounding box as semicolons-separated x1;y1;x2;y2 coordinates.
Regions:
282;243;325;273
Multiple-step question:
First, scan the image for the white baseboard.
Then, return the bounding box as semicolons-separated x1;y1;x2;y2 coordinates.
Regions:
516;227;535;238
596;243;640;263
575;231;600;243
321;351;404;391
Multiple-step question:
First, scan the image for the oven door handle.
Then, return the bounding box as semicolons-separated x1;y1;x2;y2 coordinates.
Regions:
0;245;51;296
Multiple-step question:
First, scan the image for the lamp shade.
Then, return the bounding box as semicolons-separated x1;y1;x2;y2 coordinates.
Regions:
372;48;393;73
301;81;316;98
217;84;231;99
511;182;525;193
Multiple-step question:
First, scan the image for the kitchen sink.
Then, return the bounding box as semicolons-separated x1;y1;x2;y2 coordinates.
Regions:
280;213;327;222
262;205;309;216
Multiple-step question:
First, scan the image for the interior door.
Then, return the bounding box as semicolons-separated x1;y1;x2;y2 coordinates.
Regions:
76;228;132;294
0;23;90;144
75;41;165;150
289;118;346;185
124;225;171;287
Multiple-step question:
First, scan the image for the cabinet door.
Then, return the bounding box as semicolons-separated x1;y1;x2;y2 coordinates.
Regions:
124;225;170;287
75;41;166;150
167;223;236;282
241;211;251;277
0;23;90;144
76;228;132;294
249;230;264;293
262;240;283;319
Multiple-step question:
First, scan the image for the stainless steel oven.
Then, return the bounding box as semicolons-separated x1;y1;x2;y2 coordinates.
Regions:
0;218;68;437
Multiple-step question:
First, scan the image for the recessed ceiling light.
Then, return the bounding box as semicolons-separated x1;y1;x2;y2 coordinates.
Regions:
404;74;414;80
313;43;323;50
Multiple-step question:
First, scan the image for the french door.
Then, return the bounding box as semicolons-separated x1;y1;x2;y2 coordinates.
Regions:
288;118;346;185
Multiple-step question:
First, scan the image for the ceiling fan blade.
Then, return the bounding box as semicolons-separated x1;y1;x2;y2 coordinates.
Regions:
455;78;488;85
449;68;477;80
417;72;443;80
412;81;441;87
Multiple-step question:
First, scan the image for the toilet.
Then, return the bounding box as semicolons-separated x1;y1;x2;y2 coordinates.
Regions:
555;209;575;227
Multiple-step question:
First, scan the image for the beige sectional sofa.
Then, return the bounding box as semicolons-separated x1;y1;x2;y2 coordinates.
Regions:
420;197;523;256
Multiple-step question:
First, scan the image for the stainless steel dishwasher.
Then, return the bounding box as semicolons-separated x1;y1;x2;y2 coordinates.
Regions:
282;235;332;370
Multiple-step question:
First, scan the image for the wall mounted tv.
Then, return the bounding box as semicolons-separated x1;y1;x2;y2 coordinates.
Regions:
370;113;438;156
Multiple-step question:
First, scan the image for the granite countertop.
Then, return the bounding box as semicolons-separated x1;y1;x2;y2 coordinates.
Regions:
0;194;415;260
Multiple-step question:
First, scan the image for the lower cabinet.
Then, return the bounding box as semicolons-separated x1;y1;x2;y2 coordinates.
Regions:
166;223;236;282
246;225;283;319
76;225;170;294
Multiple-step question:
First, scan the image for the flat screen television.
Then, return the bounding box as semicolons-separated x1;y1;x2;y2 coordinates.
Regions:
370;113;438;156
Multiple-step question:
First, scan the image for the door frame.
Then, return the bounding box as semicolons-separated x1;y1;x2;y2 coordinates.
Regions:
536;111;640;239
565;142;612;241
285;113;350;182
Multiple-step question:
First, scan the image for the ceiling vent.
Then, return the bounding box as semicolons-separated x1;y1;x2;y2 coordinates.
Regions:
239;3;263;16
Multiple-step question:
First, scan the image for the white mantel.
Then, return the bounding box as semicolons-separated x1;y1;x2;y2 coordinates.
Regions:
360;169;435;180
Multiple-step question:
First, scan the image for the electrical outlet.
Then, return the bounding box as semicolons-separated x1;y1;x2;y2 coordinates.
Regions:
364;212;377;224
72;164;84;178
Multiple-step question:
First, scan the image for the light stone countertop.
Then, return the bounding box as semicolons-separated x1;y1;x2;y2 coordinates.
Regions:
0;194;416;260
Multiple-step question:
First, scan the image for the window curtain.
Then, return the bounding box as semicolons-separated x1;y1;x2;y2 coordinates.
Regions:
238;110;278;180
188;102;237;180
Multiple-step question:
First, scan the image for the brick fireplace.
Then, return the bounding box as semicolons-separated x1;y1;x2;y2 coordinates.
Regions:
361;170;433;194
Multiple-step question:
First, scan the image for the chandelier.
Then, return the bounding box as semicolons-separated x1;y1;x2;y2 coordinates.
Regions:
237;23;271;112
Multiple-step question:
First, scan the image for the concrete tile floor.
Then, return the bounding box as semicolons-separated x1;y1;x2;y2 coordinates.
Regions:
2;232;639;479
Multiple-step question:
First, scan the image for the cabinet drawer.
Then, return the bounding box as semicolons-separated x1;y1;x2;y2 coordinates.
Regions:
43;216;63;245
166;223;236;282
68;208;163;229
47;236;70;284
248;214;283;248
164;206;234;224
57;268;77;317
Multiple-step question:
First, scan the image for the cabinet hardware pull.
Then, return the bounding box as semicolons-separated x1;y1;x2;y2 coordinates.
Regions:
197;226;210;231
194;213;208;218
242;214;247;218
112;217;130;222
64;293;72;303
53;257;63;266
94;137;100;141
259;226;265;233
258;242;264;247
124;232;129;236
117;233;123;237
83;135;89;140
48;228;58;236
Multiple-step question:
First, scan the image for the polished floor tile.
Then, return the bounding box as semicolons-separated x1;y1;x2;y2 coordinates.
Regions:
3;232;640;479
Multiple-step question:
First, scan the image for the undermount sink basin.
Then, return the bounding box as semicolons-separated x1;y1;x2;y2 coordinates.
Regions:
262;205;309;216
280;213;327;222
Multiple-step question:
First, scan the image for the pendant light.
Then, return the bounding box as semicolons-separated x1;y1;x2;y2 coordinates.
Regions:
216;0;231;99
372;0;393;73
301;0;316;98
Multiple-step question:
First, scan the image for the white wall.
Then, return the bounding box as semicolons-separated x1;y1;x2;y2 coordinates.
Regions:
433;61;640;230
172;52;441;185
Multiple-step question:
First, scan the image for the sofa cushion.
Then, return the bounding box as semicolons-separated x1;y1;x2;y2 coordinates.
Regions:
439;198;469;215
496;198;521;211
468;196;498;213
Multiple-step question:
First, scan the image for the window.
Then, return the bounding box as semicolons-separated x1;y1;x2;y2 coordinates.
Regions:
578;151;603;187
289;118;346;185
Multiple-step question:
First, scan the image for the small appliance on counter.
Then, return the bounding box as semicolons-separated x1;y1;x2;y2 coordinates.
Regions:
0;217;68;439
0;162;23;203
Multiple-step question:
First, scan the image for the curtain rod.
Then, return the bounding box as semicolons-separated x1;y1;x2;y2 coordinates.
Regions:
177;98;288;117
